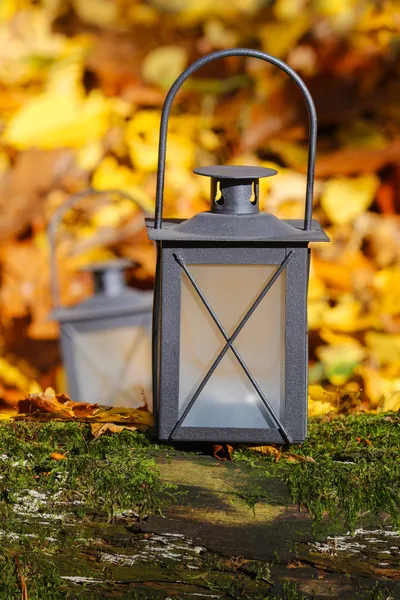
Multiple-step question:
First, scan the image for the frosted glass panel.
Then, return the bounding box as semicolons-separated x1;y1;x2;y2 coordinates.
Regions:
74;325;152;409
179;265;285;428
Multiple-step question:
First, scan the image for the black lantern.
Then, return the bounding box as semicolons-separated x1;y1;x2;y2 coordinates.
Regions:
147;49;330;444
49;190;153;409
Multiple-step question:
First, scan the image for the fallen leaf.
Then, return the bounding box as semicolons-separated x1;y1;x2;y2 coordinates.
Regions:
71;0;118;27
314;138;400;177
365;332;400;366
321;175;379;225
285;453;316;463
50;451;68;460
213;444;234;461
18;388;74;418
89;406;154;426
91;156;153;212
308;385;338;416
247;445;280;457
90;422;141;439
57;394;100;418
4;89;112;150
142;46;188;88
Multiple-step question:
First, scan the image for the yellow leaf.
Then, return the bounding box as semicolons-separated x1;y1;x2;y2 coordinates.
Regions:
71;0;118;27
308;299;329;330
308;385;338;416
319;329;363;346
314;0;356;17
92;201;137;229
4;90;111;150
365;332;400;366
380;392;400;413
359;365;400;410
0;358;33;391
321;295;377;332
0;0;17;22
374;266;400;316
125;111;196;173
308;399;336;417
274;0;307;20
142;46;188;88
307;269;327;302
76;142;104;171
260;15;310;58
321;175;379;225
92;156;153;213
28;381;42;395
356;2;400;32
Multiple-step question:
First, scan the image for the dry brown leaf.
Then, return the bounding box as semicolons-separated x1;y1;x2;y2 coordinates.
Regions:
285;453;316;463
213;444;234;461
314;138;400;177
247;445;280;457
57;394;100;418
89;406;154;426
90;422;140;439
18;388;74;418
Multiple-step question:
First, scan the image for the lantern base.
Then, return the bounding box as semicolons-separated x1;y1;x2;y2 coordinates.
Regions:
159;426;305;445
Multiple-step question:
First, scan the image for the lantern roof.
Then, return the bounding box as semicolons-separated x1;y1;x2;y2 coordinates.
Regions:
51;259;153;323
146;166;329;243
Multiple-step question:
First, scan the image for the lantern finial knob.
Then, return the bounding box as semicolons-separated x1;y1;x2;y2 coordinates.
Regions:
194;165;277;216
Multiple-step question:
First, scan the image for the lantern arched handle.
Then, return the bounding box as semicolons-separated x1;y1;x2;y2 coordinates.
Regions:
48;188;148;311
155;48;317;231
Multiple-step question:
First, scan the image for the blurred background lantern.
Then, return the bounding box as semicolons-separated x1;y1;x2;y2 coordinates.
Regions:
49;190;153;409
148;49;329;444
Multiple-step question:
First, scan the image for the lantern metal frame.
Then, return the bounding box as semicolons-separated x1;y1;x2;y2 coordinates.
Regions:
148;48;329;444
49;188;153;406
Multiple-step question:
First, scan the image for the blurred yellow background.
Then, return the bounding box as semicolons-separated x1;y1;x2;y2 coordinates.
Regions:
0;0;399;416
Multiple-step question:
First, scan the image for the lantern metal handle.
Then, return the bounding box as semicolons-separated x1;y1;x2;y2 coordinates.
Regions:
155;47;317;231
48;188;148;311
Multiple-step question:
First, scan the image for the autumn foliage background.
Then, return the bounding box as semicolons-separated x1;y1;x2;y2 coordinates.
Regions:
0;0;399;418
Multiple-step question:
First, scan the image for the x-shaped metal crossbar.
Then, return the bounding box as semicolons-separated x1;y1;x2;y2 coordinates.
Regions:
170;251;294;442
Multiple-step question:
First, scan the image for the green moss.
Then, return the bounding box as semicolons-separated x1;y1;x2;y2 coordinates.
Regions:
243;560;273;584
0;421;175;523
233;412;400;531
0;548;66;600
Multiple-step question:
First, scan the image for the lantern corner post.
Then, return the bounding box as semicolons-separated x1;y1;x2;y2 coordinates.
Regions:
155;242;183;441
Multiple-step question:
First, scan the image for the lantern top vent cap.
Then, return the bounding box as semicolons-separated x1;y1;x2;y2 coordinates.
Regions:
193;165;277;180
79;258;135;273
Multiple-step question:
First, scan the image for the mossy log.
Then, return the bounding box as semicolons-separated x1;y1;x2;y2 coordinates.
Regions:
0;414;399;599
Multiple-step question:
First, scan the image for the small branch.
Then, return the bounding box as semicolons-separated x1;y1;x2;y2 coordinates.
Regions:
13;554;28;600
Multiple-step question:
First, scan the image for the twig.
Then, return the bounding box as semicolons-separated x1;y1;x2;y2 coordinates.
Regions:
13;554;28;600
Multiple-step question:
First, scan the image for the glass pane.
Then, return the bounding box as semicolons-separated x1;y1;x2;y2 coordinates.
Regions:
179;264;285;428
73;324;152;409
